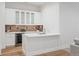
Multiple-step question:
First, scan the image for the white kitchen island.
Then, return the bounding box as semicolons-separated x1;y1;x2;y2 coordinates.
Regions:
22;33;60;56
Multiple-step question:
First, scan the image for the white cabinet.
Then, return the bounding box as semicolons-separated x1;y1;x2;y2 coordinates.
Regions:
21;11;25;24
5;8;41;24
5;33;15;46
5;8;16;24
30;13;34;24
15;11;20;24
34;12;41;24
26;12;30;24
15;10;41;24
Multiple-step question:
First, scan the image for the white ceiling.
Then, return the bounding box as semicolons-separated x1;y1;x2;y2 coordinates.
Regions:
5;2;54;11
5;2;54;8
27;2;46;6
25;2;52;7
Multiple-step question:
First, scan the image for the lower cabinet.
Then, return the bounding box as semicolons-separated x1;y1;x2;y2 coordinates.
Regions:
5;33;15;47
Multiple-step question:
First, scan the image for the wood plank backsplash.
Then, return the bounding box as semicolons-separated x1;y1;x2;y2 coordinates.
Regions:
5;25;43;32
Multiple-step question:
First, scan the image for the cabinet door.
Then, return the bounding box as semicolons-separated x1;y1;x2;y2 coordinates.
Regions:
33;12;41;24
30;13;35;24
25;12;30;24
5;33;15;46
15;11;20;24
21;11;25;24
5;8;16;24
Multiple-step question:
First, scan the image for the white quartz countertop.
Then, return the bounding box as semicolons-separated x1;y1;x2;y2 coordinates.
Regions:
23;33;60;37
5;31;39;34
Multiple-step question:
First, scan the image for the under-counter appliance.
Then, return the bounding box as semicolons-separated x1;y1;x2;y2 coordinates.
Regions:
15;33;22;46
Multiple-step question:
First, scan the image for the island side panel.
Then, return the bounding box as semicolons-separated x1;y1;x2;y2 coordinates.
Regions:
22;34;60;56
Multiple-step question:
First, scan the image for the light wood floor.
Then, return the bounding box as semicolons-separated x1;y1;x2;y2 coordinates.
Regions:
1;46;70;56
1;46;24;56
38;50;70;56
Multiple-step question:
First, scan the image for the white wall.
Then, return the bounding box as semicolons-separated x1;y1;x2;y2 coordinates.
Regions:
60;2;79;48
0;2;5;55
41;3;60;33
5;2;41;12
40;2;79;50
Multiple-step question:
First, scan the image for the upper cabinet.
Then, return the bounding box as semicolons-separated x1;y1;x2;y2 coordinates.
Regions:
5;8;41;24
15;11;20;24
26;12;30;24
5;8;16;24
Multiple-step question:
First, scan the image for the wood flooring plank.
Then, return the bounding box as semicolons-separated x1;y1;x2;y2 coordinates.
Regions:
1;46;70;56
